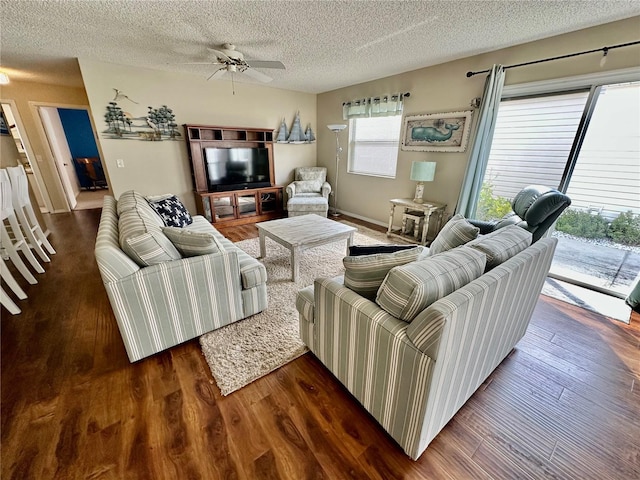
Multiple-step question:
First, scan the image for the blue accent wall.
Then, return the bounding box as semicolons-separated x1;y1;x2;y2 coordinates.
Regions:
57;108;99;158
58;108;106;189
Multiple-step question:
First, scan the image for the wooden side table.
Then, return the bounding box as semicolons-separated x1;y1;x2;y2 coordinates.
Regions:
386;198;447;246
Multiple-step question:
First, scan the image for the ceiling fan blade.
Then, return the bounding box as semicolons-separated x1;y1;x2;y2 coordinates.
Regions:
246;60;285;70
242;68;273;83
207;68;227;81
180;62;224;65
206;47;232;62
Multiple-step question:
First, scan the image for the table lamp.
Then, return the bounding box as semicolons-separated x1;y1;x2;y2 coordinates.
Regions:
410;161;436;204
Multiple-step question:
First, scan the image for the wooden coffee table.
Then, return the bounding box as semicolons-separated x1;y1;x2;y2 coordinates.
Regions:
256;214;357;282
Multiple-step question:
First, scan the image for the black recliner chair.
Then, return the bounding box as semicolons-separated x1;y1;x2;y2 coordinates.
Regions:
469;185;571;243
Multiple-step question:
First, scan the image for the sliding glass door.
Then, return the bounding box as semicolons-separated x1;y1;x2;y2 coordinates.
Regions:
476;80;640;298
552;82;640;297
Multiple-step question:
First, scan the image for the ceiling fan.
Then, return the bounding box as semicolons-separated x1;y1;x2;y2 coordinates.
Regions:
184;43;285;83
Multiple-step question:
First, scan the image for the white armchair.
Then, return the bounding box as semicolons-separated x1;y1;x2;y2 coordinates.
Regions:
286;167;331;217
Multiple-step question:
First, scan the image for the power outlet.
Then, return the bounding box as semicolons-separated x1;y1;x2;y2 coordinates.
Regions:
116;159;125;168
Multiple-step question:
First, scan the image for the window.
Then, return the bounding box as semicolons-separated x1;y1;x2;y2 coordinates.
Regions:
477;90;590;220
347;115;402;178
475;77;640;299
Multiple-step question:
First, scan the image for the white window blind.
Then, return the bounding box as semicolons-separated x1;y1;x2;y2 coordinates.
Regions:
484;91;590;199
347;115;402;178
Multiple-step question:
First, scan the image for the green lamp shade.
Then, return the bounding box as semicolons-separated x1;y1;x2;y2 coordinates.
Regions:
410;161;436;182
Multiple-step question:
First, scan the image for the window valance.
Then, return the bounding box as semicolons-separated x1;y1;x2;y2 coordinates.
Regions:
342;92;409;119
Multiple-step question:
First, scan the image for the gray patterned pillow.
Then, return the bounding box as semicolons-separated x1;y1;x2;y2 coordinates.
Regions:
428;214;479;255
294;180;322;193
162;227;222;257
119;209;181;266
467;225;532;270
343;246;423;300
376;246;486;322
117;190;165;227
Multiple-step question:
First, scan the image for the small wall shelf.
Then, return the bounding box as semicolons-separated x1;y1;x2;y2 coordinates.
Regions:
186;125;274;143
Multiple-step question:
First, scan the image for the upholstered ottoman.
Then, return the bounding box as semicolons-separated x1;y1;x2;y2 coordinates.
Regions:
287;195;329;217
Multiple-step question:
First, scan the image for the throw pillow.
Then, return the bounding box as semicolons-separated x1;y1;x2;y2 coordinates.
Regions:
348;244;418;256
428;214;479;256
162;227;222;257
376;246;486;322
118;209;181;267
297;168;326;183
467;224;532;270
343;246;423;300
147;195;193;227
294;180;322;193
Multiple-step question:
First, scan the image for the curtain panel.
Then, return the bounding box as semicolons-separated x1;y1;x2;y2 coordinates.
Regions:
343;93;406;119
456;65;505;218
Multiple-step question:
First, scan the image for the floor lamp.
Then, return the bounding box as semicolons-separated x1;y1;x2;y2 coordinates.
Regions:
327;124;347;216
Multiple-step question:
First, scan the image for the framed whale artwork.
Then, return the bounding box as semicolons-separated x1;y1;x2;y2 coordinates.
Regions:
401;110;472;152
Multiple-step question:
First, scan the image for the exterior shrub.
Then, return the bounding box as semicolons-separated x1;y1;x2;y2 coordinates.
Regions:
476;182;512;221
608;211;640;246
555;209;609;239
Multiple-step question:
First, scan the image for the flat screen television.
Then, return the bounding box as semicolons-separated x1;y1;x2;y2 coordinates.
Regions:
203;147;271;192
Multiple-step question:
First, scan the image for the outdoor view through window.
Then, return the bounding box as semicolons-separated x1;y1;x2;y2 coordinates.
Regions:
477;82;640;298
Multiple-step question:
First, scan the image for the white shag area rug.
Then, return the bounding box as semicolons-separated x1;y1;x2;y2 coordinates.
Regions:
199;221;404;396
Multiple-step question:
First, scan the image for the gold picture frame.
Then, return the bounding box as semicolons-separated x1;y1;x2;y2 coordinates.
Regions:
401;110;472;152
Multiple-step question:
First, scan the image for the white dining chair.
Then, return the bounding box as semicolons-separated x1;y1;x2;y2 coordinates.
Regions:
0;169;43;282
6;165;55;261
1;286;21;315
1;258;27;315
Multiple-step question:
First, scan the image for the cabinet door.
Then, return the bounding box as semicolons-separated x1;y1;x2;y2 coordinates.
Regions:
259;189;280;214
211;194;236;222
237;192;258;217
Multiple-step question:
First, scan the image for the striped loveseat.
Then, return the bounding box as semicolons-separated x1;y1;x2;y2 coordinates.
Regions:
95;192;267;362
296;225;557;460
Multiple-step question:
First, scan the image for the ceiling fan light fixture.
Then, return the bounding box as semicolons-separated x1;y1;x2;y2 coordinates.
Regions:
195;43;284;84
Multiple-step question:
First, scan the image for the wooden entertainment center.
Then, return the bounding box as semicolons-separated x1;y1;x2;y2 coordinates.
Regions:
184;124;284;226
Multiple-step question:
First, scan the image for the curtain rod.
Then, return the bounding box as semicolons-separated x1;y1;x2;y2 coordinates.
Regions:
342;92;410;106
466;40;640;78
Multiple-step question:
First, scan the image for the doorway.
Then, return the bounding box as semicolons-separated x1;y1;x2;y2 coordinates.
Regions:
476;80;640;300
36;105;109;211
0;101;50;216
551;82;640;298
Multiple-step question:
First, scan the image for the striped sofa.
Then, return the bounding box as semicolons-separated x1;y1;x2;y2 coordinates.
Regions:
95;193;267;362
296;226;557;460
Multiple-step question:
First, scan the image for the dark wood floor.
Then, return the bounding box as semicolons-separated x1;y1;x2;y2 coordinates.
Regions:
2;209;639;480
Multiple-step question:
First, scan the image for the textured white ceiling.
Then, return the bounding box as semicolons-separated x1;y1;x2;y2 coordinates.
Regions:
1;1;639;93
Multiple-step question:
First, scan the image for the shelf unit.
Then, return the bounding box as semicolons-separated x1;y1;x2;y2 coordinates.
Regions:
186;125;274;143
184;124;284;225
196;187;283;226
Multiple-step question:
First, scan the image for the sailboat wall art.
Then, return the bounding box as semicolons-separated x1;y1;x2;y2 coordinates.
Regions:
275;112;315;144
276;118;288;143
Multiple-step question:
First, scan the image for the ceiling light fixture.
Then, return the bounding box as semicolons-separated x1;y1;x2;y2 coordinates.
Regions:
0;72;10;85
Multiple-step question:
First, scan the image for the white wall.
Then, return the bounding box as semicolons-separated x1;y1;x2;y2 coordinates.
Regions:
78;60;317;212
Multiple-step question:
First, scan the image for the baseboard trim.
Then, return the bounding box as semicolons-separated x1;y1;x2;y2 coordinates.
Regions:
336;209;387;229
